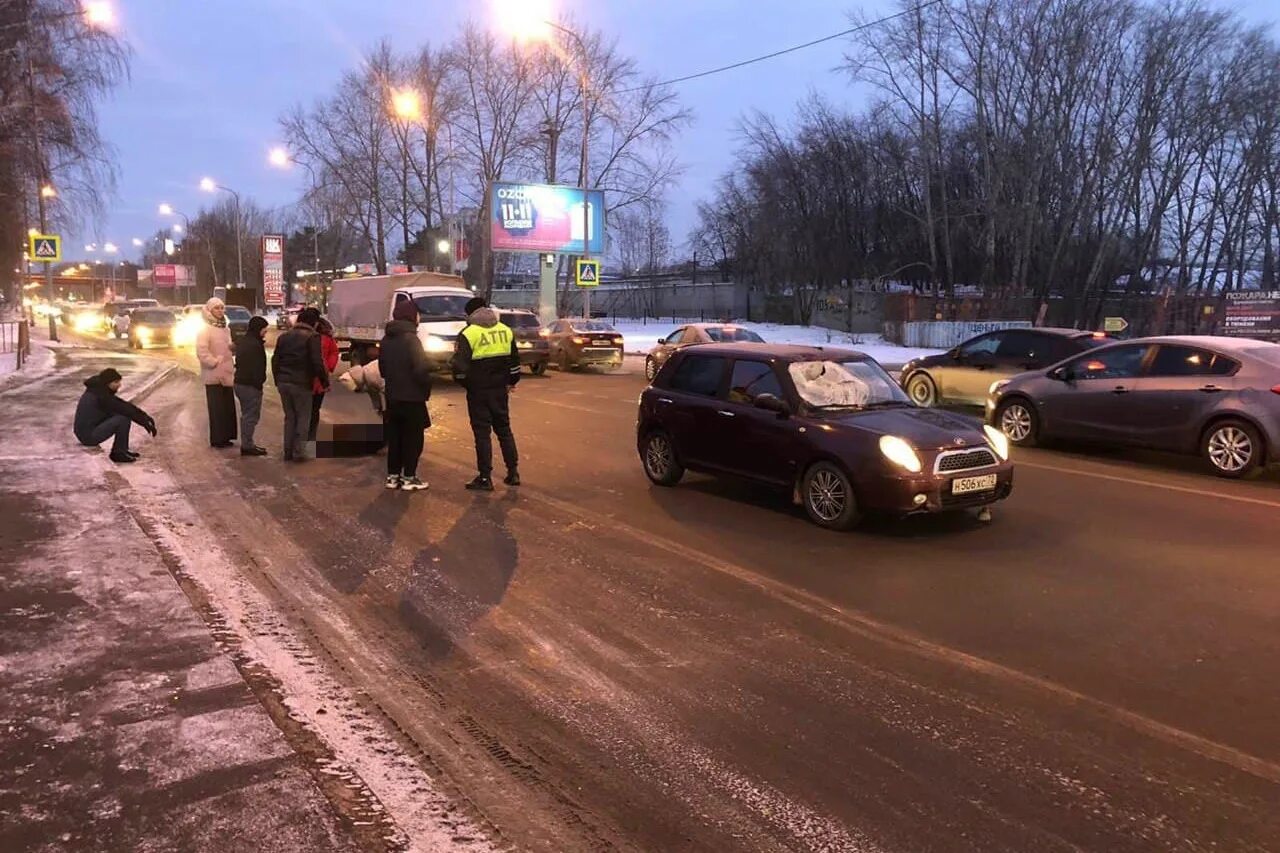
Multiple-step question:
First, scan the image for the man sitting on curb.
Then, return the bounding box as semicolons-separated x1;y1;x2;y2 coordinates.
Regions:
73;368;158;464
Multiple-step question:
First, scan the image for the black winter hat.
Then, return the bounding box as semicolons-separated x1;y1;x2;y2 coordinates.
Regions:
464;296;488;316
95;368;123;386
296;307;322;327
247;316;269;335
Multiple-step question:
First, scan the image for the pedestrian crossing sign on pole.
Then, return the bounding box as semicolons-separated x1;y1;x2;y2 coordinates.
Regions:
575;258;599;288
28;233;61;263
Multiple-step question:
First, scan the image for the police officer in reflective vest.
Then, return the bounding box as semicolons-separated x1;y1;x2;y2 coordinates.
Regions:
452;296;521;491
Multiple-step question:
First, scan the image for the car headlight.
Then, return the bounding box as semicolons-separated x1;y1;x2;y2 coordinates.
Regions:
136;326;152;340
878;435;922;473
983;424;1010;460
423;334;453;353
989;379;1009;395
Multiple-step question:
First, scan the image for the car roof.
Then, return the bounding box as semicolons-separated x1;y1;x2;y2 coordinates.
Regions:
498;308;535;314
1129;335;1280;352
680;342;869;361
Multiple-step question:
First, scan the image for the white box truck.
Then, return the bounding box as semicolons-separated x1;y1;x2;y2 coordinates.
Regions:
327;272;473;369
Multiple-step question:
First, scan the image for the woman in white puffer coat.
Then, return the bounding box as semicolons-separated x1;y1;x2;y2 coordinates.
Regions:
195;297;238;447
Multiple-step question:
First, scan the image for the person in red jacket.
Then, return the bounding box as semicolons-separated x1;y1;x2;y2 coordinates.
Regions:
308;316;340;442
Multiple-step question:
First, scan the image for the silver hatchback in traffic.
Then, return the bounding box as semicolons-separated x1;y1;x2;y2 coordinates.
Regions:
986;336;1280;478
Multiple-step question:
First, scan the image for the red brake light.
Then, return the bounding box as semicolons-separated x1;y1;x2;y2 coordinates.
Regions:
1272;384;1280;395
572;336;586;345
1091;332;1107;339
539;329;549;338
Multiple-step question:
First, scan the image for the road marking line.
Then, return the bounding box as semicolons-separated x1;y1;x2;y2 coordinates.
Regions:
1019;460;1280;509
446;459;1280;785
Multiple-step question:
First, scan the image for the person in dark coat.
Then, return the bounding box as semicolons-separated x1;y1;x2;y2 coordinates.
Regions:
73;368;157;463
271;306;329;461
451;296;520;491
234;316;270;456
377;300;432;491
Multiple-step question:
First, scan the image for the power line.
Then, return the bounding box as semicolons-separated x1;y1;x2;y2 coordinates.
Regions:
618;0;944;94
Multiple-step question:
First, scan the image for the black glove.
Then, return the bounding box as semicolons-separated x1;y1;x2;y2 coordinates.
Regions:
143;417;158;437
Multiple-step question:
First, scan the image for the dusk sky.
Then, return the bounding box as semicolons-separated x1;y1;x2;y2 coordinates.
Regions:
75;0;1276;265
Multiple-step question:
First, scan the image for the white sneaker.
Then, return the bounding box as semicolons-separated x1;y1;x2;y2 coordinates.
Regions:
385;475;401;490
400;476;428;492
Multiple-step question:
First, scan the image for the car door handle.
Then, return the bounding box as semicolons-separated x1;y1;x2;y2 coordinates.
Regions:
1111;386;1128;394
1199;385;1223;393
658;397;674;405
717;410;736;418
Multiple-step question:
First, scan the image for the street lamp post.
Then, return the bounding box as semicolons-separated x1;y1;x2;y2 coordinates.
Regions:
200;177;246;301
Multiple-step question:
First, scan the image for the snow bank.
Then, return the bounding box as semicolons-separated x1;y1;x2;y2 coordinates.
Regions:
607;318;943;366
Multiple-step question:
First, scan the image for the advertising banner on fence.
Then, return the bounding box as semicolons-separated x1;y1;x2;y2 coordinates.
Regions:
490;182;605;255
1222;291;1280;342
262;234;285;306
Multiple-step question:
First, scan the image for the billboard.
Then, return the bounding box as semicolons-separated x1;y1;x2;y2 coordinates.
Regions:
153;264;177;288
262;234;285;307
490;182;604;255
1222;291;1280;342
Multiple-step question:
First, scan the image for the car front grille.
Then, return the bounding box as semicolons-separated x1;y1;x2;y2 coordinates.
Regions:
935;447;998;474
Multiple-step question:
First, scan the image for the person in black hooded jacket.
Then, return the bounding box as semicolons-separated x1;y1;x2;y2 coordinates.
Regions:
73;368;157;463
377;300;433;491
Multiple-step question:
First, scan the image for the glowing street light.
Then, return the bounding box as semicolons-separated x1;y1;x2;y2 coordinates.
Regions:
172;223;184;233
83;1;115;29
391;89;423;122
436;239;451;254
131;237;143;247
158;202;174;216
199;177;217;193
493;0;555;42
268;146;291;168
85;244;97;252
27;227;38;237
40;184;57;199
103;242;118;254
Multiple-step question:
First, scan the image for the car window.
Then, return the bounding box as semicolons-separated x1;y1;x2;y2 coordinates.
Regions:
1048;335;1090;363
727;360;782;404
572;320;616;332
1070;344;1150;380
995;330;1046;361
680;327;703;344
959;333;1002;357
133;310;174;324
225;307;252;321
413;294;471;321
706;326;765;343
1148;345;1238;377
662;327;684;345
789;359;910;408
501;312;541;329
668;354;726;397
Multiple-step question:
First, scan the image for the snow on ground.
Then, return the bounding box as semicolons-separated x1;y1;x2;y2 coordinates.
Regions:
608;318;943;366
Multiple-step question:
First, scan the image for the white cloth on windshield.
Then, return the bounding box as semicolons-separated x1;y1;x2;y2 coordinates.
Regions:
789;361;871;407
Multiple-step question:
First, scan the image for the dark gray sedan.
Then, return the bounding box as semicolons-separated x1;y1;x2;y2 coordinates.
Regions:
986;336;1280;478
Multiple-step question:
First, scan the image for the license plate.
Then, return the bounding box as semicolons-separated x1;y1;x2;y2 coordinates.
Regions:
952;474;997;495
517;341;532;349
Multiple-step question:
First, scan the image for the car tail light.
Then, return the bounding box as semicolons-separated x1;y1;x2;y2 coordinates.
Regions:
1272;384;1280;395
539;329;549;337
572;336;586;345
612;336;624;345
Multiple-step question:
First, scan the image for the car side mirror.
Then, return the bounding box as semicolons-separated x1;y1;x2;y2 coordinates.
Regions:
1051;366;1074;382
754;393;790;416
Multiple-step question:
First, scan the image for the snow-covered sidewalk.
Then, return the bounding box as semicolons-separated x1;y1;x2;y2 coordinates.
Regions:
607;317;942;366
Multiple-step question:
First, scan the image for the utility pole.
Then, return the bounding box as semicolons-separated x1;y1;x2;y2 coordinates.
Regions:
26;52;56;341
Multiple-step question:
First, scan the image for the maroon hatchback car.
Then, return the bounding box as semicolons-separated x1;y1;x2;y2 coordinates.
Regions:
637;344;1015;529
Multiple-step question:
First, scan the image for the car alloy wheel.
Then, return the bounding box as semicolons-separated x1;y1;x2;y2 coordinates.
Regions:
1204;421;1259;478
642;432;684;486
802;462;860;530
1000;401;1034;443
645;356;658;381
905;373;937;407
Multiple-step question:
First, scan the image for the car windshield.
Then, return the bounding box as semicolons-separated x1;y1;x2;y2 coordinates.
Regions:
224;307;251;321
502;312;541;329
133;310;174;324
705;326;764;342
414;294;471;321
571;320;616;332
788;359;911;410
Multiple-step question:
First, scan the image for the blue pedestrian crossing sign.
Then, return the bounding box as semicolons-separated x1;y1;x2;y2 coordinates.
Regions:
29;233;61;263
575;259;599;288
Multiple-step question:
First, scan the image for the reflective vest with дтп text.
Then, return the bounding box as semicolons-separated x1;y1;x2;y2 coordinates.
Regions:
461;323;514;359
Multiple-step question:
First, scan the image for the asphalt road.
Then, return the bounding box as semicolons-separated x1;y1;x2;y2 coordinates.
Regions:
76;330;1280;851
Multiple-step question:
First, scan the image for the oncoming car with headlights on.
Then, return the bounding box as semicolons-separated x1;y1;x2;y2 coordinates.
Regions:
128;308;178;349
637;344;1014;530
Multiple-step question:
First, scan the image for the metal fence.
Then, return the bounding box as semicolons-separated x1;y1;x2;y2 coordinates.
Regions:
0;320;31;369
892;320;1033;349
